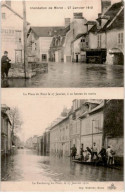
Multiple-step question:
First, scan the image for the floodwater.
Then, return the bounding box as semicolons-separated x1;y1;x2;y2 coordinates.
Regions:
1;149;123;181
1;62;124;88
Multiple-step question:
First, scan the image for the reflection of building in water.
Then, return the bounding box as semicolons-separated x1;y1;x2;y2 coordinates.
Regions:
1;1;30;64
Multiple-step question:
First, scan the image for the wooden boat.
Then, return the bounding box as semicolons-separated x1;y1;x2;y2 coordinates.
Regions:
72;159;121;170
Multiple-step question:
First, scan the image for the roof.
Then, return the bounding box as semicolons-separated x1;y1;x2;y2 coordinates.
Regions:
99;1;124;32
79;101;104;119
1;3;30;25
85;21;96;25
50;25;70;48
89;2;124;33
73;33;86;42
28;26;65;37
50;116;69;130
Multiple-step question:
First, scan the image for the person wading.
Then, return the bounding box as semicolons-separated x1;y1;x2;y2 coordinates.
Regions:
71;144;77;160
92;142;98;161
1;51;11;79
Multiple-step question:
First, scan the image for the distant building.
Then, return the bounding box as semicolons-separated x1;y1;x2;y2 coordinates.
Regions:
49;23;70;62
37;135;43;154
25;137;33;149
1;104;12;156
1;2;30;64
64;13;87;63
32;135;38;150
50;109;70;157
27;26;64;63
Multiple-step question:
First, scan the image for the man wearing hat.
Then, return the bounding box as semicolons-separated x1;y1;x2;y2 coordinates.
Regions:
1;51;11;79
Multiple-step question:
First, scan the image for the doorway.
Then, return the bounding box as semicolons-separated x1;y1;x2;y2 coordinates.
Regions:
15;50;22;63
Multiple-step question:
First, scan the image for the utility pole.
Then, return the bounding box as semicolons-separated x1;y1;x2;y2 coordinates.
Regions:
23;0;28;79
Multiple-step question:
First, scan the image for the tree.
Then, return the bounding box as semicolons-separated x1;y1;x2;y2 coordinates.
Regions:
103;100;123;138
9;107;23;134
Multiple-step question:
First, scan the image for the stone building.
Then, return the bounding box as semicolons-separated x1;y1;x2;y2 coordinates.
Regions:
27;26;64;63
79;100;105;152
85;1;124;64
1;104;12;156
49;21;70;62
50;115;70;157
1;1;30;64
64;13;87;63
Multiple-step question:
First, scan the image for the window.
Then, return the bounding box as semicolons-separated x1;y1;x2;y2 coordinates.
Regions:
15;30;22;42
81;39;85;42
97;34;101;48
118;33;123;44
2;13;6;19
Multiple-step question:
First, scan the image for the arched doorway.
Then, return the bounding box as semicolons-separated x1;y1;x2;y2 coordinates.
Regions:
109;48;124;65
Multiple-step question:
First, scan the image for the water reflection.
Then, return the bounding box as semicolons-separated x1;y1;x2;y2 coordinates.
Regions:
1;63;124;88
1;149;123;182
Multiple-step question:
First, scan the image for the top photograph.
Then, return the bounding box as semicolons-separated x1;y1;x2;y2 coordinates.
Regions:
1;0;124;88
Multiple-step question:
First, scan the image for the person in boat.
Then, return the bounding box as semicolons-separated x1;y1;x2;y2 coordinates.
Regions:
92;142;98;161
80;147;84;161
98;146;107;165
71;144;77;159
86;153;91;162
106;146;115;165
83;150;89;161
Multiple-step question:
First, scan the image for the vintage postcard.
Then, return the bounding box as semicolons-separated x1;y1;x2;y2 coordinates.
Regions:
1;0;124;88
0;88;124;191
0;0;124;193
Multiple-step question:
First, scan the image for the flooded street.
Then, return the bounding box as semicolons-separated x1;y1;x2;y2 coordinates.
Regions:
1;62;124;88
1;149;123;182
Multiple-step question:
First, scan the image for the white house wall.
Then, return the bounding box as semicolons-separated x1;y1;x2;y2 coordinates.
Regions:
106;28;124;64
1;6;24;63
39;37;53;61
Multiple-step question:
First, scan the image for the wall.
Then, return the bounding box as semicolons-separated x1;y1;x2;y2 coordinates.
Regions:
50;118;70;156
64;18;87;63
1;6;24;63
89;32;98;49
39;37;53;62
106;137;123;157
80;110;104;151
106;28;124;64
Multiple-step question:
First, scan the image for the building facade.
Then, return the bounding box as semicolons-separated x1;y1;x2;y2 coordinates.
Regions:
1;104;12;156
64;13;87;63
80;101;105;152
50;116;70;157
1;2;29;64
27;26;64;63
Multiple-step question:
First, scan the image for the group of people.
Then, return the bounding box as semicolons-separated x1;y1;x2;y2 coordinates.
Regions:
71;143;115;166
1;51;11;79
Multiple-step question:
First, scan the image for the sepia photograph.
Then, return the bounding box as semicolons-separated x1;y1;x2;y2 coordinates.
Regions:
1;95;124;184
1;0;124;88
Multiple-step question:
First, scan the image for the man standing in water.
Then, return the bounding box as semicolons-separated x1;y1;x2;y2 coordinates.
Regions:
71;144;77;160
1;51;11;79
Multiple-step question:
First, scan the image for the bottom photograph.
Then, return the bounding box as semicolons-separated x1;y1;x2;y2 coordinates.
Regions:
1;98;124;182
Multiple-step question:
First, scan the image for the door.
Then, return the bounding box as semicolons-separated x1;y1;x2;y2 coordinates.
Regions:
15;50;22;63
76;55;78;63
42;54;47;62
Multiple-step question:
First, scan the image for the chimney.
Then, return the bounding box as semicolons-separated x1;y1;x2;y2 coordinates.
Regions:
5;1;11;7
65;18;70;27
101;0;111;14
73;13;83;19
